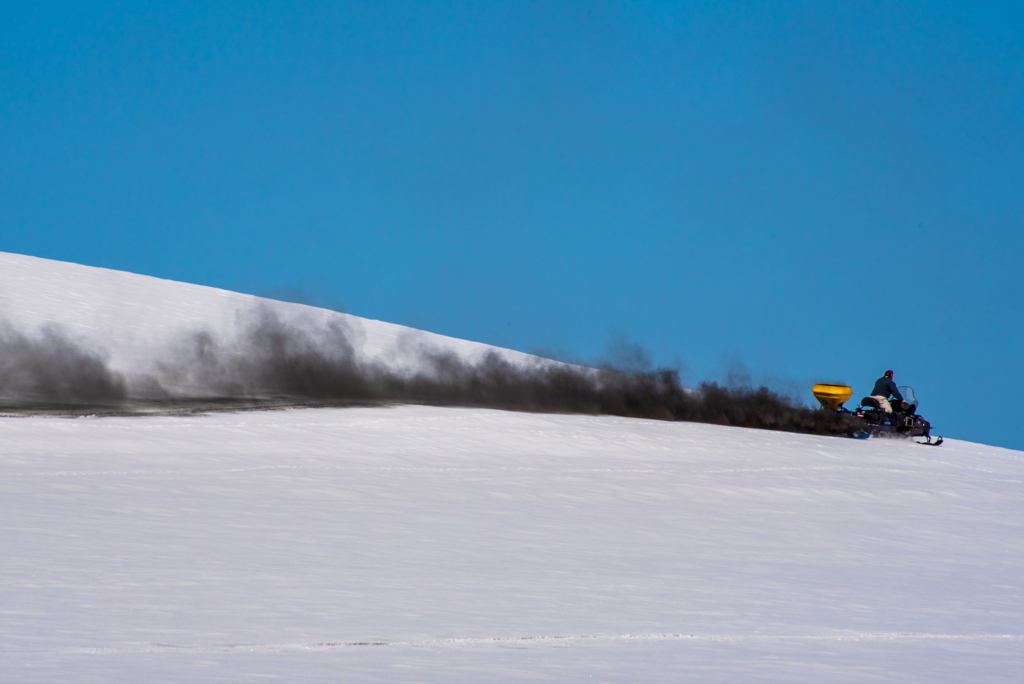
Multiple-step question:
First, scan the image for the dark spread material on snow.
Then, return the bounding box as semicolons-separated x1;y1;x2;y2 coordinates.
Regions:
0;309;860;437
0;321;128;406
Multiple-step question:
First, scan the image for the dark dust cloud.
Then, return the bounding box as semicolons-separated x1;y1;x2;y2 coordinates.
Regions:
0;321;128;407
0;309;860;437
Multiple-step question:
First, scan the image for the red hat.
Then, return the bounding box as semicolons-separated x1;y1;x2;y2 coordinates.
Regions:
884;370;894;379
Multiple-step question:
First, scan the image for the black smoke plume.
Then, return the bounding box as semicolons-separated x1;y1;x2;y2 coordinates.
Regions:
0;322;127;407
0;309;860;437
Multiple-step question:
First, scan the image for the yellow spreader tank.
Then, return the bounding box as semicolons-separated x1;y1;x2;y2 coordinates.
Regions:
811;383;853;411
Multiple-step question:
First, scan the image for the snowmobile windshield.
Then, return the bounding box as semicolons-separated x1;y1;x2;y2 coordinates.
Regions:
899;386;918;410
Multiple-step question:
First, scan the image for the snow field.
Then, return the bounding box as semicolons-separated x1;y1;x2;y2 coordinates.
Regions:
2;405;1022;682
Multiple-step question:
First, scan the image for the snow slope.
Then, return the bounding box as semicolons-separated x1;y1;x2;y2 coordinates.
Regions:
2;407;1022;683
1;253;1023;682
0;251;538;382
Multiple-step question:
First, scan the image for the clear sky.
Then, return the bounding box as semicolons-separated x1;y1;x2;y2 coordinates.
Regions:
2;1;1022;449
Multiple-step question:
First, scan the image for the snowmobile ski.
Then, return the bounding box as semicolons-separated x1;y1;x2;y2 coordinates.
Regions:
915;436;943;446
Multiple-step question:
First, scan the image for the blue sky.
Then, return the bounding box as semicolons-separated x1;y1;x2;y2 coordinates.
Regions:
2;1;1022;449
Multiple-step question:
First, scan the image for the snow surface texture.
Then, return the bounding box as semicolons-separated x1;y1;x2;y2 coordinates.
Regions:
2;407;1022;683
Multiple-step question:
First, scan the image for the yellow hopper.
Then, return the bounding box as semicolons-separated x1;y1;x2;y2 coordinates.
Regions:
812;383;853;410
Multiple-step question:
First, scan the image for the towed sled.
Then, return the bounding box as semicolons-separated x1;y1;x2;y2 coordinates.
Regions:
812;384;943;446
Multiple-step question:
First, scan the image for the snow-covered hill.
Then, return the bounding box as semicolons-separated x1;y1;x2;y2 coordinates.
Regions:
1;253;1022;682
0;251;539;392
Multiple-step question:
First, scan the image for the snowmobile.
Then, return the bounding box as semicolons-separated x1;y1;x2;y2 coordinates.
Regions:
812;384;943;446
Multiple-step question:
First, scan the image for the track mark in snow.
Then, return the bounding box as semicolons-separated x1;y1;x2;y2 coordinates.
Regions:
65;632;1024;655
4;463;1014;486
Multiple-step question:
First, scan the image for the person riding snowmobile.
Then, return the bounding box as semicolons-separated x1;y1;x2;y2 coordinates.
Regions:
870;370;903;413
